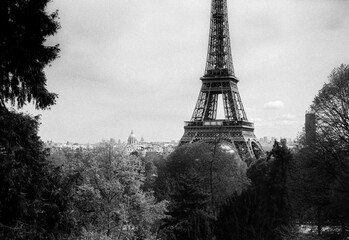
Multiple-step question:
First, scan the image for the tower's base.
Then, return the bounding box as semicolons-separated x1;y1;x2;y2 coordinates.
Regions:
179;120;265;161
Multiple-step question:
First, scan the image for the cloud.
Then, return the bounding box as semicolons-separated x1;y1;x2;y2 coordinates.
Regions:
263;101;285;109
269;114;298;126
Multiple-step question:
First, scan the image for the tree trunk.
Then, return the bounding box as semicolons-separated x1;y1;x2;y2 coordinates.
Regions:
317;208;322;236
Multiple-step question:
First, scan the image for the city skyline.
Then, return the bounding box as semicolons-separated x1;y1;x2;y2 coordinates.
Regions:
23;0;349;143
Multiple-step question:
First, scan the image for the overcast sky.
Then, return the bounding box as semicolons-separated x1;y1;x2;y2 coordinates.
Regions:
25;0;349;143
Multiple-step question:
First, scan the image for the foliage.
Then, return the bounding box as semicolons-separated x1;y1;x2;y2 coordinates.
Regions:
78;229;113;240
156;142;249;203
311;65;349;208
289;144;334;235
0;1;73;238
215;142;293;240
311;64;349;149
161;172;211;240
0;0;60;110
141;152;163;193
158;142;250;239
52;140;167;239
0;111;75;239
291;64;349;236
147;153;169;202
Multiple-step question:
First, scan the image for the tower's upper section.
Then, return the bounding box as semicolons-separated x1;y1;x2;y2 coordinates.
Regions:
204;0;235;78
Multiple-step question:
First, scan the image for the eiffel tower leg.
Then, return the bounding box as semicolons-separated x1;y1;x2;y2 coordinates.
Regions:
191;90;207;121
222;90;238;120
204;93;218;120
235;91;248;120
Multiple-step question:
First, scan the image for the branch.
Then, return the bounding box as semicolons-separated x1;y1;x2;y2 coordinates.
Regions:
92;173;109;202
0;97;9;112
0;222;33;234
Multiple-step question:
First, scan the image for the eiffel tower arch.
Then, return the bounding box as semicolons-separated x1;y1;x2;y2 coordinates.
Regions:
179;0;264;161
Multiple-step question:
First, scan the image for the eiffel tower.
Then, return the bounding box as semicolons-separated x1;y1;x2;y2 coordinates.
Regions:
179;0;264;160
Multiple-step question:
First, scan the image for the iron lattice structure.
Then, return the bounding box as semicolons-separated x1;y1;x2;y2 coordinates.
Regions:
205;0;234;77
180;0;264;161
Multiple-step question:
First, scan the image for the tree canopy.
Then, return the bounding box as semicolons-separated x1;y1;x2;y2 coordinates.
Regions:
158;142;250;239
49;140;168;239
311;64;349;224
0;112;75;239
290;64;349;237
215;142;293;240
0;0;60;110
311;64;349;153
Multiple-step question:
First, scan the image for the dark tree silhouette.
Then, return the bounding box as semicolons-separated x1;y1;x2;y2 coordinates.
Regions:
161;173;211;240
215;142;293;240
290;65;349;237
0;0;60;111
158;142;250;239
0;112;77;239
310;64;349;235
0;1;68;239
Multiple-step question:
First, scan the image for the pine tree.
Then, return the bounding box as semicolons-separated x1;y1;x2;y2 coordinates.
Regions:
0;0;60;110
0;112;75;239
161;173;211;240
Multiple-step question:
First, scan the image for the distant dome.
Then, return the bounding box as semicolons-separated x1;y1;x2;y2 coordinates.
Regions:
127;130;138;145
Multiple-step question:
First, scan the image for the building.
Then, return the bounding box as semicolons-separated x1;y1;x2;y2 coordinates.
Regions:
179;0;264;161
127;130;138;145
305;112;316;145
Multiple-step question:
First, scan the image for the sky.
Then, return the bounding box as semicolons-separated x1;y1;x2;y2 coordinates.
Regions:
25;0;349;143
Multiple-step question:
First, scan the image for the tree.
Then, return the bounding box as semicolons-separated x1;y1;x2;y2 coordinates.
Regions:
290;65;349;237
311;65;349;199
312;64;349;150
0;2;80;239
141;152;163;193
159;143;249;204
290;140;334;235
0;112;76;239
311;64;349;233
56;140;167;239
161;173;211;240
215;142;293;240
158;142;250;239
0;0;60;111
